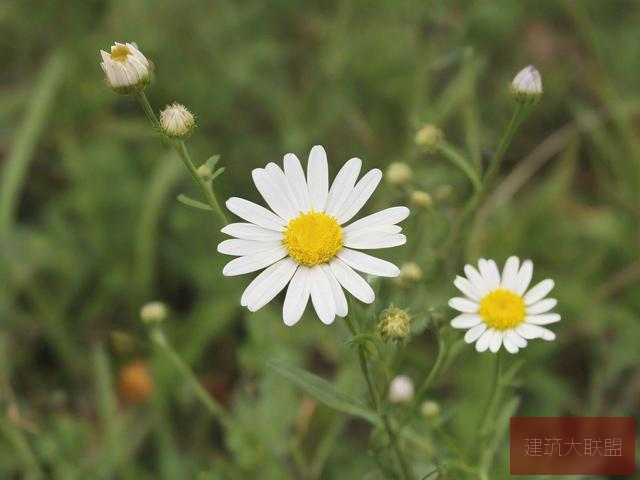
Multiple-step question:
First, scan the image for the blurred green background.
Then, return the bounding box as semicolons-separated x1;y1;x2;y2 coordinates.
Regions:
1;0;639;478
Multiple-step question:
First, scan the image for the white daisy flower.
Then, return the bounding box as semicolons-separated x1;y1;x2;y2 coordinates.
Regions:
448;256;560;354
100;42;151;94
218;145;409;326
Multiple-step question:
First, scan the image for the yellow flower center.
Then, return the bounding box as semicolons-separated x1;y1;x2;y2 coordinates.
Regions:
283;211;343;266
479;289;525;330
110;45;132;62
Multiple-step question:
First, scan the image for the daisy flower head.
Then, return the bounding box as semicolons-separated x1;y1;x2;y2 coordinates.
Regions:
100;42;151;94
218;145;409;326
449;257;560;354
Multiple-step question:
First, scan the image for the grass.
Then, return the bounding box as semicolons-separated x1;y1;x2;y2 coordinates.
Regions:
1;0;639;478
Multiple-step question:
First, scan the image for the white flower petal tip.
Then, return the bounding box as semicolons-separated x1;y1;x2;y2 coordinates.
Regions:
449;256;560;353
510;65;542;104
219;146;407;325
99;42;151;94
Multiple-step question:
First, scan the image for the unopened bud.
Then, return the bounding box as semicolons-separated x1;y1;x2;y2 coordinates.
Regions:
421;400;440;418
510;65;542;104
414;123;443;149
378;307;411;342
140;301;167;324
410;191;432;209
389;375;414;403
159;103;195;139
399;262;423;284
386;162;412;186
117;359;154;404
197;164;211;179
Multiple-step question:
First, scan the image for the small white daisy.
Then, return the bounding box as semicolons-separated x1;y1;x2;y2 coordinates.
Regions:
448;256;560;354
218;145;409;326
100;42;151;93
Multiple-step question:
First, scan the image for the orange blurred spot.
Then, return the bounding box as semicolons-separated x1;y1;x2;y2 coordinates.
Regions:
117;359;154;404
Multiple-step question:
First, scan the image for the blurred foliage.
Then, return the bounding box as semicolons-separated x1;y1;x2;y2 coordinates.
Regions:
1;0;639;478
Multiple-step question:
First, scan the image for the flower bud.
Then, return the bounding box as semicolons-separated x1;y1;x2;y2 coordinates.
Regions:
378;307;411;342
389;375;414;403
510;65;542;104
197;164;211;179
410;191;432;209
421;400;440;418
140;301;167;324
414;123;443;149
399;262;423;284
117;359;154;404
100;42;151;94
159;103;196;139
385;162;412;186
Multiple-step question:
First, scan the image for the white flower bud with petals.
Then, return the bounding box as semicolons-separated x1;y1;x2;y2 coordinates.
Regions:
389;375;414;403
100;42;151;94
510;65;542;104
160;103;196;139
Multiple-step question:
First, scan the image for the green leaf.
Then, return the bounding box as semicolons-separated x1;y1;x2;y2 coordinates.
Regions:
210;167;225;181
267;360;376;423
204;154;221;171
176;194;211;211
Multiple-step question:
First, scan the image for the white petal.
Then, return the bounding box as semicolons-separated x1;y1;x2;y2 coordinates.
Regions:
501;256;520;290
309;266;336;324
523;279;555;305
252;168;296;220
343;232;406;249
283;153;311;212
475;329;494;352
464;323;487;343
221;223;283;241
217;239;282;256
516;323;555;341
454;275;481;301
336;248;400;277
489;330;504;353
479;259;500;290
342;206;409;234
346;224;402;235
505;329;527;348
336;169;383;224
222;246;287;276
329;258;374;304
451;314;482;329
307;145;329;211
241;259;298;311
320;264;348;317
265;163;302;216
513;259;533;295
464;264;489;296
283;266;311;326
526;298;557;315
226;197;286;231
503;336;519;354
448;297;480;314
325;158;362;216
525;313;561;325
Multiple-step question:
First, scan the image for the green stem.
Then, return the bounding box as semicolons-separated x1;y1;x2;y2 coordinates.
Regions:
149;326;230;428
478;351;503;438
436;141;482;192
135;92;227;225
345;314;414;480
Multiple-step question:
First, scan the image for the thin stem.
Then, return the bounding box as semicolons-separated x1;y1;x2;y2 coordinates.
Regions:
149;326;230;428
436;141;482;192
478;351;502;438
345;313;413;479
135;92;227;225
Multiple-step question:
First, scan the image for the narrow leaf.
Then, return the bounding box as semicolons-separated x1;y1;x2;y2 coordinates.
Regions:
177;194;211;211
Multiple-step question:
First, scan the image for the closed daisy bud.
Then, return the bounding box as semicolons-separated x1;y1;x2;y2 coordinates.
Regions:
410;190;432;209
159;103;195;139
197;164;211;179
100;42;151;94
421;400;440;418
378;307;411;342
400;262;423;284
510;65;543;104
414;123;443;149
386;162;412;185
117;359;154;404
140;301;167;324
389;375;414;403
